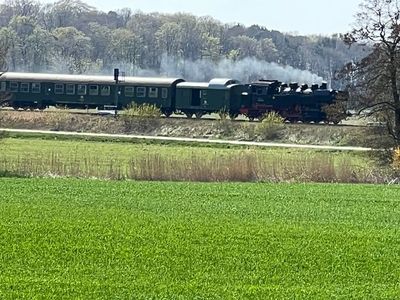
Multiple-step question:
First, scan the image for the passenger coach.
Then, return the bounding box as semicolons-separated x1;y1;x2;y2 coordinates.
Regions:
0;72;184;115
175;78;246;119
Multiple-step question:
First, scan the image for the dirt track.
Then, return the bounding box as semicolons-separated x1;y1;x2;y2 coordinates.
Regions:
0;128;373;151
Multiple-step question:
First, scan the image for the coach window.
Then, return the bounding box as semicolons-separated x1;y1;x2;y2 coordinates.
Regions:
89;85;99;96
0;82;6;92
55;83;64;94
149;87;158;98
66;84;75;95
77;84;87;95
20;82;29;93
125;87;134;97
136;87;146;98
100;86;110;96
10;82;18;92
161;88;168;99
31;83;41;93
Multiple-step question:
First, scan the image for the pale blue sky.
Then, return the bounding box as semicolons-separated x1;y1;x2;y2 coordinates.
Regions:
41;0;362;35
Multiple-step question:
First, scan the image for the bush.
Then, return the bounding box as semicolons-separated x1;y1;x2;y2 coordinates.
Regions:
123;102;162;118
393;147;400;169
218;108;229;120
122;102;162;133
256;112;285;140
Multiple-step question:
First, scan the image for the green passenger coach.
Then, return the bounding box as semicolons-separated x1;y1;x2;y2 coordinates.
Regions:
175;78;246;119
0;72;184;115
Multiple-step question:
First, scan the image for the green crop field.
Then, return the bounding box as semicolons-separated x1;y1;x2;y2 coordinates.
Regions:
0;178;399;298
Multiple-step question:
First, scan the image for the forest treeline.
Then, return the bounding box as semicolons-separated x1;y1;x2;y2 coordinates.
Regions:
0;0;366;86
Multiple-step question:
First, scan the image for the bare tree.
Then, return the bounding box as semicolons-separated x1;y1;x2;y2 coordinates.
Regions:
343;0;400;144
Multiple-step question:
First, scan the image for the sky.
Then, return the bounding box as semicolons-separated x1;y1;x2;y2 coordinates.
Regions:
46;0;361;36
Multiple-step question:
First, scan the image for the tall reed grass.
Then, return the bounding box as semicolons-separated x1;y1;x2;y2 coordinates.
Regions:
0;150;391;183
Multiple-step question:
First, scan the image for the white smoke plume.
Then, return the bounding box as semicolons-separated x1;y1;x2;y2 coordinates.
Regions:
20;53;324;85
157;55;324;84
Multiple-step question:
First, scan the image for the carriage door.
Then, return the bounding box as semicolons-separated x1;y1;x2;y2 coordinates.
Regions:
191;89;201;106
43;82;54;98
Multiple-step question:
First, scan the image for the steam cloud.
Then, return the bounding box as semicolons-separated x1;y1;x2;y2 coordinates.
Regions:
158;55;324;84
110;54;324;84
26;54;325;85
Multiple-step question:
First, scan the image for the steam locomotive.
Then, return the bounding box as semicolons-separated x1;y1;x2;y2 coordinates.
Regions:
0;72;344;122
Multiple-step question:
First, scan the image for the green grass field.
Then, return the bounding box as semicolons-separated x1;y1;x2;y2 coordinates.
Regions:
0;136;379;182
1;178;399;298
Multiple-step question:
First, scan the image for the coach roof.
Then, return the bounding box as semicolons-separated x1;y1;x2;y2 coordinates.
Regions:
0;72;184;86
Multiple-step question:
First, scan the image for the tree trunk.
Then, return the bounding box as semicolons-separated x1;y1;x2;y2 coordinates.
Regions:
395;108;400;144
390;52;400;142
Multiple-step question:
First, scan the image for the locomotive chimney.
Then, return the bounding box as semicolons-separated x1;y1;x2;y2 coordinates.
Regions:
289;82;299;91
320;82;327;90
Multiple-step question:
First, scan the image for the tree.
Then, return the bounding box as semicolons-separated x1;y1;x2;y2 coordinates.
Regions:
228;35;261;59
46;0;94;29
53;27;92;73
0;27;18;70
155;22;182;57
107;28;142;72
343;0;400;143
25;27;55;71
0;48;7;71
0;46;9;106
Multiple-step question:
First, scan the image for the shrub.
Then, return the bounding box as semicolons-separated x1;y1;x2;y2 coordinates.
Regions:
393;147;400;169
123;102;162;118
255;112;285;140
218;108;229;121
122;102;162;132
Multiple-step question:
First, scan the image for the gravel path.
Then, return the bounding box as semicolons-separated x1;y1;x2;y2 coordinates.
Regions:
0;128;373;151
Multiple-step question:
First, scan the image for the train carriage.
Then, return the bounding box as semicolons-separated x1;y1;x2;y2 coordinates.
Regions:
0;72;184;114
175;78;246;119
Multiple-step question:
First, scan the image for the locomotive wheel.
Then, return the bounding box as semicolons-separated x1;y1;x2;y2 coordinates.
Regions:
185;112;193;119
248;117;255;122
163;111;172;118
195;112;203;119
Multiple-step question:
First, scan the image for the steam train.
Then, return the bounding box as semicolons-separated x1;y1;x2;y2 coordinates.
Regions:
0;72;344;122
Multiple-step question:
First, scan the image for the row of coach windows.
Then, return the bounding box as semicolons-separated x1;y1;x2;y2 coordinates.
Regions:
7;82;41;93
4;82;169;98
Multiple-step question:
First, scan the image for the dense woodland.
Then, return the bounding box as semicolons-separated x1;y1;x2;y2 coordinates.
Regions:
0;0;368;87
